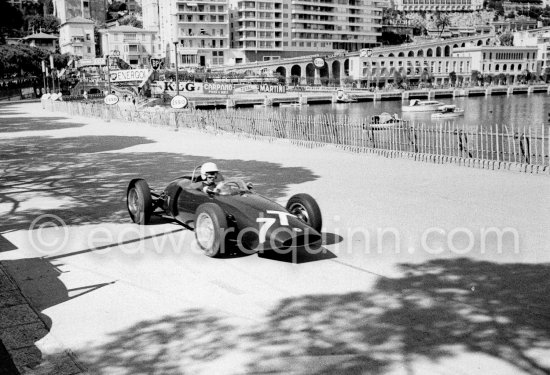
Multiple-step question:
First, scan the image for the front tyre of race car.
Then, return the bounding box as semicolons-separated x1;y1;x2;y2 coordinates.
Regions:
195;203;228;257
286;193;323;232
127;179;153;225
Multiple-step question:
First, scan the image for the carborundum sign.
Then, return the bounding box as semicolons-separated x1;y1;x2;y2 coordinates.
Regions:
110;69;149;82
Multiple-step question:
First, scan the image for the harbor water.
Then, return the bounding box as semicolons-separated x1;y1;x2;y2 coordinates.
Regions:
239;93;550;131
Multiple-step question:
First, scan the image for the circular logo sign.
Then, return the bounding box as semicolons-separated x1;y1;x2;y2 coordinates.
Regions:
171;95;188;109
360;49;373;58
313;57;325;69
104;94;119;105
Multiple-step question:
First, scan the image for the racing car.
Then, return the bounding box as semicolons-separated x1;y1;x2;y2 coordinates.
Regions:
126;164;323;257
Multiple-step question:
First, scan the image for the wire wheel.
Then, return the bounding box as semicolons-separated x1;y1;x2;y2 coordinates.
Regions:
195;212;216;250
194;203;228;257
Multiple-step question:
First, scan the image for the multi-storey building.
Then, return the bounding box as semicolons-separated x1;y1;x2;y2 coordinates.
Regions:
59;16;95;59
143;0;387;67
514;28;550;74
452;46;538;79
53;0;107;24
98;25;157;68
143;0;230;69
229;0;386;63
394;0;483;12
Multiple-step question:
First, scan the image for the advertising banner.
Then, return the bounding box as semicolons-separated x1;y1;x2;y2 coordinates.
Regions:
150;58;164;70
110;69;150;82
155;81;199;93
202;82;234;95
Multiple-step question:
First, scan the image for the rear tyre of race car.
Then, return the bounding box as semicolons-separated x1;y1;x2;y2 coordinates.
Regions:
286;193;323;232
127;179;153;225
195;203;228;257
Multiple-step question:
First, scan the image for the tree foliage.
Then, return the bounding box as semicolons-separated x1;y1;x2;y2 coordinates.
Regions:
499;32;514;46
118;15;142;28
25;14;60;34
0;0;24;41
0;44;69;77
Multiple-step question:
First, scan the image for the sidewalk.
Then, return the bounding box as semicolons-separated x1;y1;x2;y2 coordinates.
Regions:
0;263;84;375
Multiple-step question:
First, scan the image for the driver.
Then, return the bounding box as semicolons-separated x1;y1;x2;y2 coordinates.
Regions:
196;162;220;194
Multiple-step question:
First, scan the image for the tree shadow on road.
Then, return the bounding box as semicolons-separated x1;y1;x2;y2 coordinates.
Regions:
79;258;550;375
0;134;319;234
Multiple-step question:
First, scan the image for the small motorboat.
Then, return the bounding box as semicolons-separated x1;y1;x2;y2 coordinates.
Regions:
335;90;358;103
367;112;407;130
402;99;444;112
431;104;464;119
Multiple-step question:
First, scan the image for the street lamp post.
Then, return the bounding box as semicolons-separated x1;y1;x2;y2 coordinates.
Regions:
106;55;112;94
173;41;180;95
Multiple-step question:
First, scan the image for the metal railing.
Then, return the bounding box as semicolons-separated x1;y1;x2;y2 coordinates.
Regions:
43;100;550;173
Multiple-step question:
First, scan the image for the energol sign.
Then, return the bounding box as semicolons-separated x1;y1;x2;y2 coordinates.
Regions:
110;69;150;82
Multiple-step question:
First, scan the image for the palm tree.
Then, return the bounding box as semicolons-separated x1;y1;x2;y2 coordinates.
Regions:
435;13;451;38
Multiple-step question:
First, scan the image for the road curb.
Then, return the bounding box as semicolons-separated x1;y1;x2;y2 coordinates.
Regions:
0;263;87;375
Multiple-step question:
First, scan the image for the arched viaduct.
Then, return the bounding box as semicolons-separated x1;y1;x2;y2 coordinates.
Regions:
223;34;496;86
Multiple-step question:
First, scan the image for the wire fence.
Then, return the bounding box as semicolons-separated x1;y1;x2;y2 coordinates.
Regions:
43;100;550;174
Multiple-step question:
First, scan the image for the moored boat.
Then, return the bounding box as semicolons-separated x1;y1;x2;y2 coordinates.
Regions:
402;99;444;112
431;104;465;119
367;112;407;130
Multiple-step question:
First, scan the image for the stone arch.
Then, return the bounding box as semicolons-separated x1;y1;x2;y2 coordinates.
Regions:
518;63;522;70
305;63;315;83
453;44;459;48
427;48;433;57
398;52;405;57
495;64;500;71
436;46;442;57
331;60;341;81
290;64;301;78
344;59;350;76
388;53;394;57
320;62;329;85
417;49;424;57
510;64;515;71
275;66;286;79
408;50;414;57
485;38;491;45
477;40;483;46
444;45;450;57
503;64;507;72
461;42;465;47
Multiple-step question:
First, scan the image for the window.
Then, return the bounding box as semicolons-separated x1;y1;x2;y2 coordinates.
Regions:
86;33;90;40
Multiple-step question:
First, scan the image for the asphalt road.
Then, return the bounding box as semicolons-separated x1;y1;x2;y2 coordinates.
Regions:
1;102;549;375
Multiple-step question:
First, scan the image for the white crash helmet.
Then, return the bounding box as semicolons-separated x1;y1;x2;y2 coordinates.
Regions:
200;162;219;179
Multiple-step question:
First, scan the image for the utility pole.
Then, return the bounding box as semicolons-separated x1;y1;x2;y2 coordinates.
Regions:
173;41;180;95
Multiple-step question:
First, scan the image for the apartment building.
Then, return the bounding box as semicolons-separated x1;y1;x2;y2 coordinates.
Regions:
143;0;387;67
143;0;230;69
514;28;550;74
394;0;483;12
53;0;107;24
59;16;96;59
98;25;157;68
229;0;386;63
